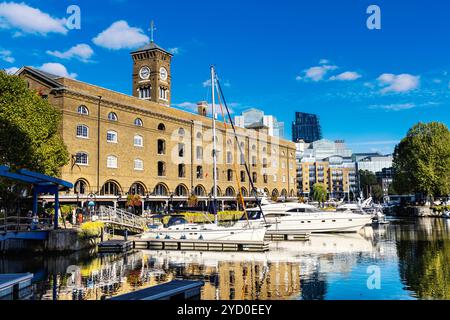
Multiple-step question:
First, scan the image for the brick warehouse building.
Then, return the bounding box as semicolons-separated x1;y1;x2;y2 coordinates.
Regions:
15;39;297;210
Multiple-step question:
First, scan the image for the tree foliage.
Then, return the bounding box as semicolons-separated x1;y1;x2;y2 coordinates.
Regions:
393;122;450;198
359;170;379;199
312;183;327;206
0;72;69;176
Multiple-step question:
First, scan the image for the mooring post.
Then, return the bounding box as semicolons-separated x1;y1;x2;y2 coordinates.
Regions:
100;227;104;242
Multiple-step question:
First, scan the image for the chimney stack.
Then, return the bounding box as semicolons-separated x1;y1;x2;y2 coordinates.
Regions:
197;101;208;116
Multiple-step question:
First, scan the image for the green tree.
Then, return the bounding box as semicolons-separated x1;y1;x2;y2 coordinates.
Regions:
371;185;384;203
312;183;327;207
359;170;378;199
0;71;69;176
393;122;450;203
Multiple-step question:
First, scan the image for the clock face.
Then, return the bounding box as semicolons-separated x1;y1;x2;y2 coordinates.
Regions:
139;66;150;80
160;67;168;81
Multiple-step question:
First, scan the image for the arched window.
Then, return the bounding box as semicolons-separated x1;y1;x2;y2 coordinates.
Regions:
240;171;246;182
175;184;188;196
101;181;121;195
196;132;202;140
134;159;143;171
107;112;118;121
194;185;206;196
134;135;143;147
74;179;89;194
178;128;185;136
263;188;270;195
251;156;257;167
196;166;203;179
211;187;222;197
129;182;146;196
196;146;203;160
77;105;89;115
290;189;295;197
157;139;166;154
252;144;256;151
272;189;279;197
226;151;232;164
157;161;166;176
76;124;89;138
134;118;143;127
240;187;248;197
227;169;233;181
263;174;268;184
178;143;185;157
281;189;288;197
263;158;268;168
225;187;235;197
154;183;168;196
75;152;88;165
252;172;257;183
178;164;186;178
107;155;118;168
107;130;118;143
157;123;165;131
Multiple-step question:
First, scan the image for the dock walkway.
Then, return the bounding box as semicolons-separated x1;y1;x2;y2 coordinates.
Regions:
0;273;34;300
110;280;204;300
134;239;269;252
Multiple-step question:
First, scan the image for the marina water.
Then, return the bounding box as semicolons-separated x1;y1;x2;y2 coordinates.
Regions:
1;217;449;300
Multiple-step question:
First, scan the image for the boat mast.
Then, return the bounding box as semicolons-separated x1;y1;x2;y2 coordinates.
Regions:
211;66;218;221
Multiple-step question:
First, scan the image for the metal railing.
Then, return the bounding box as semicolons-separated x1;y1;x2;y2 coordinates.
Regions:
0;216;52;232
96;206;147;231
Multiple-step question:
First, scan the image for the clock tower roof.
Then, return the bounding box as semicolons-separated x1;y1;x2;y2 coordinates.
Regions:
130;41;173;56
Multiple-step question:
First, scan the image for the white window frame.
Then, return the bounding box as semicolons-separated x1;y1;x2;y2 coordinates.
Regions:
134;135;143;147
77;105;89;115
107;155;118;169
108;112;118;121
76;125;89;139
107;130;118;143
134;159;144;171
75;152;88;166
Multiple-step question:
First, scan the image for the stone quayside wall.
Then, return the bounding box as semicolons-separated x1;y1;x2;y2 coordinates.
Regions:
0;229;99;254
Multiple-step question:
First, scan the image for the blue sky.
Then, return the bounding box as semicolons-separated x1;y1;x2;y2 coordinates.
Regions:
1;0;449;154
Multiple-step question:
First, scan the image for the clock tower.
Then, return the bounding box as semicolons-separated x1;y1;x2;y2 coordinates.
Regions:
131;23;172;106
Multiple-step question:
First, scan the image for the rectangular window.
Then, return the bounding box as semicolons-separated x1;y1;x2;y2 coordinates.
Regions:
226;151;232;164
134;159;143;171
76;125;88;138
178;143;185;157
196;146;203;160
134;135;143;147
107;156;117;168
107;131;117;143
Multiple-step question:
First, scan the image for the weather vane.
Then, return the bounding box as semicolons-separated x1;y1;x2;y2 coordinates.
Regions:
149;20;156;42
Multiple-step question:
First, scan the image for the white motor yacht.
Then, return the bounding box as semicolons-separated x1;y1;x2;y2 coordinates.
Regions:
246;202;373;233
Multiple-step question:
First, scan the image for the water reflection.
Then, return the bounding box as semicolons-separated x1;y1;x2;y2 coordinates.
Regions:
1;218;449;300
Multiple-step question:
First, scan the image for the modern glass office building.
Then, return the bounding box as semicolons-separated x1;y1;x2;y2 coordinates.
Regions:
292;112;322;143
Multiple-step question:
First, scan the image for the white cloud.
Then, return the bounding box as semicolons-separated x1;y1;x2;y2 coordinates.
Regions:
168;47;180;55
296;65;337;82
377;73;420;93
0;2;67;36
93;20;149;50
202;78;230;87
46;44;94;62
3;66;18;74
330;71;361;81
37;63;77;78
369;103;416;111
174;101;237;115
0;48;14;63
319;59;329;65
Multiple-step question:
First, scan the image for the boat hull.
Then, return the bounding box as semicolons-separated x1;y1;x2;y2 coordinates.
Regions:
266;215;372;234
141;222;267;242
